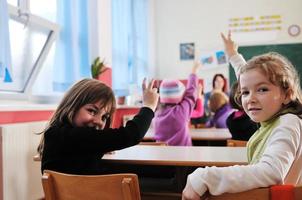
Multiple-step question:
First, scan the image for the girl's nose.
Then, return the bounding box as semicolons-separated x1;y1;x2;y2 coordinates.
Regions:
247;92;257;104
93;116;105;130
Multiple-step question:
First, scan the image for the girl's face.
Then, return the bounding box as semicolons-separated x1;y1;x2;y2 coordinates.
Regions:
214;76;225;90
73;101;110;130
240;68;289;123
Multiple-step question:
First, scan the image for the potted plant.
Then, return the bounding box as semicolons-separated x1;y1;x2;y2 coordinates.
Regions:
91;57;108;79
91;57;112;87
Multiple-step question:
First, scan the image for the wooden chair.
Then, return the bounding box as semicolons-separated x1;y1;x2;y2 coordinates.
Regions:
42;170;141;200
201;185;302;200
227;139;247;147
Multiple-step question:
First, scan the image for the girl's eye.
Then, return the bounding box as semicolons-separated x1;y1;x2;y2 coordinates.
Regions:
241;91;249;96
101;114;110;122
87;108;98;116
258;87;268;92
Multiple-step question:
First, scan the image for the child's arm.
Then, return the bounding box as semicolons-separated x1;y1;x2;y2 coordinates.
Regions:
221;31;246;79
191;84;204;118
176;61;202;119
183;114;301;198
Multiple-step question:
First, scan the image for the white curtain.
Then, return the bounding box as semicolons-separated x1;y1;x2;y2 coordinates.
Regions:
53;0;90;92
0;0;13;82
112;0;148;96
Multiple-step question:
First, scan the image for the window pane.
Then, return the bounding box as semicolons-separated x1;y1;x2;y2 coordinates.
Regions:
7;0;18;6
0;18;50;92
30;0;56;22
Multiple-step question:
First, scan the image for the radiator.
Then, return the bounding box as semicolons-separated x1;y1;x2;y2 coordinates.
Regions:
0;121;47;200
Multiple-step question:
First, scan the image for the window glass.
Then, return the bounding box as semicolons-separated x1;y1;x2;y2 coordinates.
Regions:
0;18;50;92
30;0;56;22
7;0;17;6
0;5;58;100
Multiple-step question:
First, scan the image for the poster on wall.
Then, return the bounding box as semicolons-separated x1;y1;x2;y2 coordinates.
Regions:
200;50;227;68
180;43;195;60
228;15;282;43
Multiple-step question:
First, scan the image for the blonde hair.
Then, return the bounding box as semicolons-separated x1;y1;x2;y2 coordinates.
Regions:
235;52;302;117
209;91;229;112
37;78;116;156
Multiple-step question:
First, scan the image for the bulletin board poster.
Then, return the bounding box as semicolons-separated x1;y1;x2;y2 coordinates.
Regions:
180;43;195;60
200;50;227;68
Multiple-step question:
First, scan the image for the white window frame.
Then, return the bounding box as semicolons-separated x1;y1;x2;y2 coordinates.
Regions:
0;4;59;100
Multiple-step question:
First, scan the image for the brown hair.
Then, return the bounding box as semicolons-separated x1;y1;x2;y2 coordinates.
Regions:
209;91;229;112
235;52;302;117
229;81;242;110
37;78;116;156
212;74;228;93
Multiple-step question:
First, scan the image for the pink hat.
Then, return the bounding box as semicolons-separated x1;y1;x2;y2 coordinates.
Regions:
159;79;185;104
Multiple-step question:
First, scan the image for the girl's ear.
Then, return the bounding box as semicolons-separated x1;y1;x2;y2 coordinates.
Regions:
283;89;292;105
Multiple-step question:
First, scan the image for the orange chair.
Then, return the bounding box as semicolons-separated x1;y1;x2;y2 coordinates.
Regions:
42;170;141;200
201;185;302;200
226;139;247;147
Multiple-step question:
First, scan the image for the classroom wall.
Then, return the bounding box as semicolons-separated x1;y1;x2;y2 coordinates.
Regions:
151;0;302;92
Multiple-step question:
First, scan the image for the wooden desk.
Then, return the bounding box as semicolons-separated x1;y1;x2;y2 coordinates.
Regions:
143;128;232;141
103;145;247;167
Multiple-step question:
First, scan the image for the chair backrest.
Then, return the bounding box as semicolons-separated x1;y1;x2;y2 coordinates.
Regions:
42;170;141;200
227;139;247;147
203;185;302;200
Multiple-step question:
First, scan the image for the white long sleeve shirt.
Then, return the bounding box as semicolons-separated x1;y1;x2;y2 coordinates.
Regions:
189;113;302;196
188;54;302;196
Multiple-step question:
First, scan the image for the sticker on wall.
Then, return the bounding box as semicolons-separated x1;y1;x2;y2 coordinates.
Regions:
180;43;195;60
216;51;227;64
201;55;214;65
200;50;227;68
229;15;282;33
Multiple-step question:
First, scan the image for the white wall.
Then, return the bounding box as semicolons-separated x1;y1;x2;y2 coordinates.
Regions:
151;0;302;91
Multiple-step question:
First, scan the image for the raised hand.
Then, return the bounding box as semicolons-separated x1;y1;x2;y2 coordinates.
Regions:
221;31;238;58
192;60;202;74
142;78;159;112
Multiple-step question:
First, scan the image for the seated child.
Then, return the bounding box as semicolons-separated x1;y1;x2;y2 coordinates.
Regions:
226;81;259;140
206;91;233;128
153;61;201;146
182;31;302;199
37;78;158;175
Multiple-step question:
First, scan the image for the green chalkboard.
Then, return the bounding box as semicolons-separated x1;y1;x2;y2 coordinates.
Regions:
229;43;302;86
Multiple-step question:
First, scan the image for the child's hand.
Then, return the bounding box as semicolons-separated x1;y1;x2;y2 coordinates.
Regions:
182;180;201;200
221;31;238;58
142;78;159;112
192;60;202;74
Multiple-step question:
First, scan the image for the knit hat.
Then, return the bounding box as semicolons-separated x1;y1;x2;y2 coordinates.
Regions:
159;79;185;104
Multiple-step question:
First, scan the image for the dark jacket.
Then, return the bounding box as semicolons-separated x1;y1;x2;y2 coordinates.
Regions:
226;110;259;141
41;107;154;175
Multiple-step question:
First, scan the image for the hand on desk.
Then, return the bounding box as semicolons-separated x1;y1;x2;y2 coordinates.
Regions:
182;180;201;200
